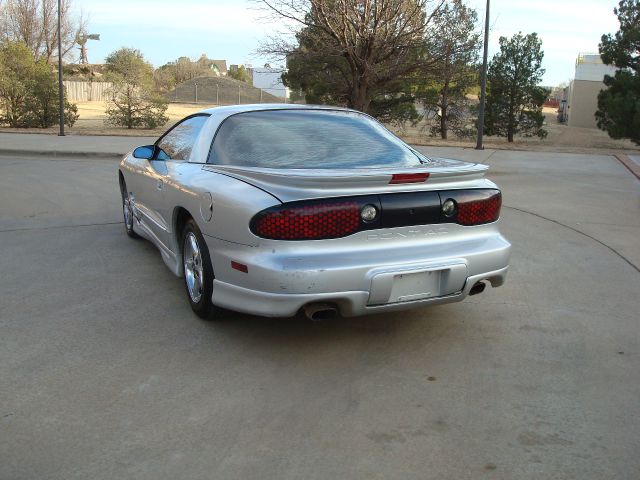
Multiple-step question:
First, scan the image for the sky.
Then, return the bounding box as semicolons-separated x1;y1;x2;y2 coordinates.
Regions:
74;0;620;86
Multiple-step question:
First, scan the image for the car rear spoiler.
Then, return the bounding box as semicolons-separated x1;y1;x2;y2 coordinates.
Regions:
202;158;489;202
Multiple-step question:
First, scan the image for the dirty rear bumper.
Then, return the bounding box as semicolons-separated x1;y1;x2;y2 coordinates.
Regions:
206;224;511;317
209;266;508;317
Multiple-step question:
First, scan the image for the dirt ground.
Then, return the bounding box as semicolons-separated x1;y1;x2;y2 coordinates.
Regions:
392;107;640;155
0;102;206;138
2;103;639;155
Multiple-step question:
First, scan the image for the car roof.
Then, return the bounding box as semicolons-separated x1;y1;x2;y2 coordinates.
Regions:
198;103;358;116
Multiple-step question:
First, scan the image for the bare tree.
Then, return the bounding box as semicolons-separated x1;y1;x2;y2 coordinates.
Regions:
257;0;448;112
0;0;86;62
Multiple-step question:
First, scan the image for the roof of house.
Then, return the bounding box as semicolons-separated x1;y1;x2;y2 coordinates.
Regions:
197;55;227;74
210;60;227;74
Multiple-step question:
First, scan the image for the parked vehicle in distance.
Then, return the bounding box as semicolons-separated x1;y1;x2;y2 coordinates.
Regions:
119;105;511;320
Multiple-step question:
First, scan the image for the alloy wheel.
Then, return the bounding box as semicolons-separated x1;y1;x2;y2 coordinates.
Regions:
183;232;204;303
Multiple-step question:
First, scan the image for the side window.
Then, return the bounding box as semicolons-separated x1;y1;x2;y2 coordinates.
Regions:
156;115;209;161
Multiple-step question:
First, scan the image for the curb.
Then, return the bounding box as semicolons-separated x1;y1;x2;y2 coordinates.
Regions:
614;154;640;180
0;148;124;159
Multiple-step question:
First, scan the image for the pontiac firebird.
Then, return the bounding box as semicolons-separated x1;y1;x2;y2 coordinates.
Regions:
118;105;511;320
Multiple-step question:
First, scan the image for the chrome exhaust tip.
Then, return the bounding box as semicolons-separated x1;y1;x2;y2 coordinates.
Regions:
303;303;338;321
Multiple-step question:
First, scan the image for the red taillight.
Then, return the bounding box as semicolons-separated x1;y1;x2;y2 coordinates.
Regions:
455;191;502;226
251;189;502;240
389;173;430;184
252;201;360;240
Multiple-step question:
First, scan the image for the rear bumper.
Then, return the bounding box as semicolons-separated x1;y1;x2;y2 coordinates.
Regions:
206;223;511;317
210;266;508;317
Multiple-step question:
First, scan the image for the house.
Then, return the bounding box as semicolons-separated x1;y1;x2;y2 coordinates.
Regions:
196;55;228;76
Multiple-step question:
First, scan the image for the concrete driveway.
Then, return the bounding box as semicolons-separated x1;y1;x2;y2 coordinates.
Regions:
1;147;638;479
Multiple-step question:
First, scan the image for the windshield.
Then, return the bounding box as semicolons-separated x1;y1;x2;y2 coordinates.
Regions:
208;109;427;169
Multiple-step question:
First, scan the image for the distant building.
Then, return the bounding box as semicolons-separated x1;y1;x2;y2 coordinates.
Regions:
250;67;289;99
566;53;617;129
197;55;227;76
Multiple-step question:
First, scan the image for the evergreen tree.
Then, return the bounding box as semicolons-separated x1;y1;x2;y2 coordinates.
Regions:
484;32;548;142
228;65;251;84
419;0;480;139
595;0;640;145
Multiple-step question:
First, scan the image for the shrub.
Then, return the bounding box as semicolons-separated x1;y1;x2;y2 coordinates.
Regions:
0;41;79;128
104;48;168;129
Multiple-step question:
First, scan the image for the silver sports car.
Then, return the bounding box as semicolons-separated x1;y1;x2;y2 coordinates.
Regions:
119;104;510;320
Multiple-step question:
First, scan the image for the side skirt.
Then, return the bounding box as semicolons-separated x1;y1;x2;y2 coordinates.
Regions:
133;219;182;277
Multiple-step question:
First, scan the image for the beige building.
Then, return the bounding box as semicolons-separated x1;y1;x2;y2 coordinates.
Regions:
567;54;617;129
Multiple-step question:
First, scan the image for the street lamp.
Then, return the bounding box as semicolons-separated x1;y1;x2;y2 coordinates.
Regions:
57;0;64;136
475;0;490;150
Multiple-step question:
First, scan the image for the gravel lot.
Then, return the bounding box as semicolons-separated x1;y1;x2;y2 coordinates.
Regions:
1;147;638;479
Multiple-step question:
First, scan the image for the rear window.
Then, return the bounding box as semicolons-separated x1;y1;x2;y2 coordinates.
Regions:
207;109;426;169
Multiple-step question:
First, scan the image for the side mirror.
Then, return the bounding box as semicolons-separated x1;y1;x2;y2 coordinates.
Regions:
132;145;155;160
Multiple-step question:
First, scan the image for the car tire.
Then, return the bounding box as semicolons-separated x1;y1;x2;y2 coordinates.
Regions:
120;180;140;239
182;218;216;319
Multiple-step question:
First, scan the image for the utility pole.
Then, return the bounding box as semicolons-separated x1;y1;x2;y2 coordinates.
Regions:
475;0;490;150
216;84;219;105
57;0;65;136
195;82;198;103
238;85;241;104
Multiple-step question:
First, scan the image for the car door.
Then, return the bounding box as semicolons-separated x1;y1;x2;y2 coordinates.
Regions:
137;114;211;249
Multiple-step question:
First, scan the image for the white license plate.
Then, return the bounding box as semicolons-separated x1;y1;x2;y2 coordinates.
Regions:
388;270;441;303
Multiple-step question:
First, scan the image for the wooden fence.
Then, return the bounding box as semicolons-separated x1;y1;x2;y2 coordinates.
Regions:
63;81;113;102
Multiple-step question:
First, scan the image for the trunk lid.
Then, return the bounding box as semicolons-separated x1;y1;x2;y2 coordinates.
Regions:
203;157;489;202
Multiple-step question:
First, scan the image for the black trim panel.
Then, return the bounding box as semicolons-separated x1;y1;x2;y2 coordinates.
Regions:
380;191;441;228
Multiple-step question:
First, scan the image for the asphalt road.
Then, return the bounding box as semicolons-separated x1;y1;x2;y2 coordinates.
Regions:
1;149;639;479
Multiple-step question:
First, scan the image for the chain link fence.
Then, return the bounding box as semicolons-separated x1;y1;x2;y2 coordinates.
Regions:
167;76;289;105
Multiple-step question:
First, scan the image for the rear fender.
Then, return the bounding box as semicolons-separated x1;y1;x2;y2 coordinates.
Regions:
165;166;281;247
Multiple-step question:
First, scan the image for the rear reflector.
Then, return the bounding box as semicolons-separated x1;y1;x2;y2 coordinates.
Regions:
389;173;430;184
231;261;248;273
251;200;360;240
